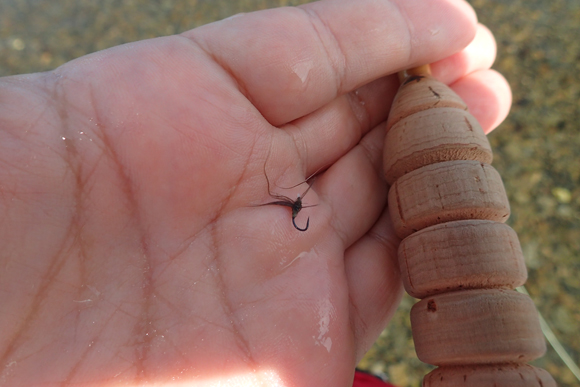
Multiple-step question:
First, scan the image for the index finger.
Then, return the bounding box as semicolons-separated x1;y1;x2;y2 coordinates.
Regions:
184;0;477;126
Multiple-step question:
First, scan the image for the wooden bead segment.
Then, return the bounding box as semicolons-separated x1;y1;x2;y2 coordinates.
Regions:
423;364;556;387
398;220;527;298
387;71;469;132
411;289;546;365
384;67;555;386
388;160;510;239
384;108;493;185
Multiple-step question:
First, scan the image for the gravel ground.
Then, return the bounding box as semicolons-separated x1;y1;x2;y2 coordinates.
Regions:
1;0;578;386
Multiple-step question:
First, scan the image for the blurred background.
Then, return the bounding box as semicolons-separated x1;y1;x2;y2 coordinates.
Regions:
1;0;578;386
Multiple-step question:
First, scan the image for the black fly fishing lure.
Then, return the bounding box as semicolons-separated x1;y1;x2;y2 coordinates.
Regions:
256;156;317;232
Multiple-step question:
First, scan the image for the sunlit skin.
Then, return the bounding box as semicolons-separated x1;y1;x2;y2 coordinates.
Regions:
0;1;511;386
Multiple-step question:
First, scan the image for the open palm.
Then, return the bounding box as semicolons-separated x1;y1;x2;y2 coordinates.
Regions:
0;1;511;386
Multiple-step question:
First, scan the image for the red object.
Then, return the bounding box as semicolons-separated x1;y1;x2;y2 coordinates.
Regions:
353;370;397;387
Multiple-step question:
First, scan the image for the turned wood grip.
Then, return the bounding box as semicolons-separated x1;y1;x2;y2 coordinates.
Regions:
384;68;555;386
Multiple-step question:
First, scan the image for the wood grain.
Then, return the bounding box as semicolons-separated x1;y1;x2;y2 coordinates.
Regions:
411;289;546;365
398;220;527;298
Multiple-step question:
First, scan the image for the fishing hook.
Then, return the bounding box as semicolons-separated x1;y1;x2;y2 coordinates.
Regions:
256;150;317;232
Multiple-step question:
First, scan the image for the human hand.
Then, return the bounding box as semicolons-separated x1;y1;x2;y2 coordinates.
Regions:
0;0;511;386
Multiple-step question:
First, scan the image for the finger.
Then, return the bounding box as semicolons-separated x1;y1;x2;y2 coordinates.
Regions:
450;69;512;134
316;122;388;249
278;23;498;175
344;209;404;362
312;121;406;359
281;55;503;177
185;0;477;126
282;75;400;174
430;24;497;84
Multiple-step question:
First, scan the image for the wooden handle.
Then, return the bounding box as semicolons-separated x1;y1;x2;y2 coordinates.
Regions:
385;66;556;386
